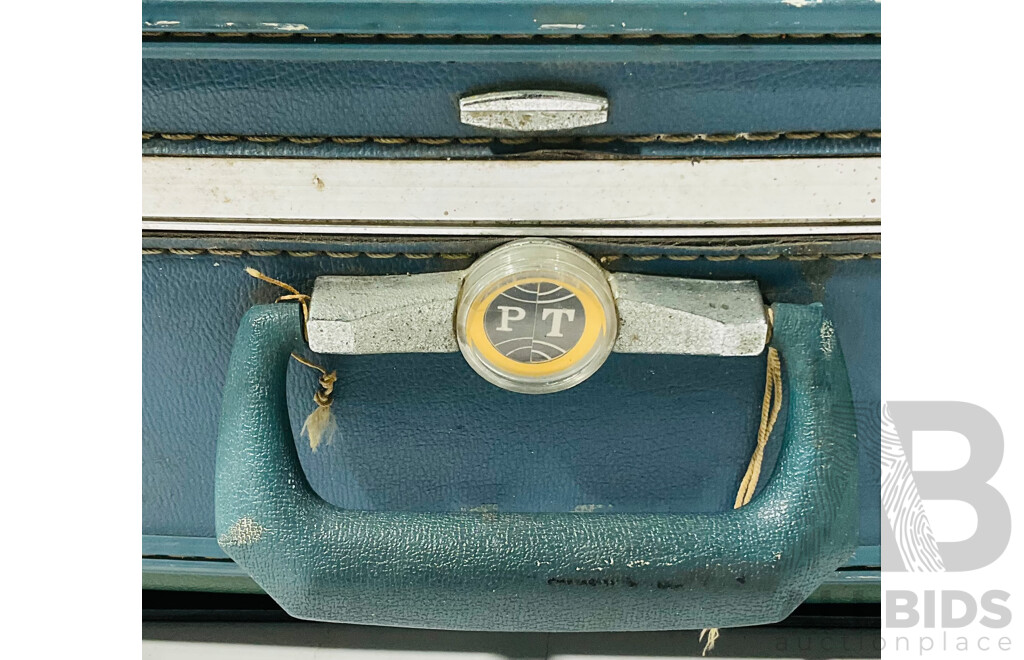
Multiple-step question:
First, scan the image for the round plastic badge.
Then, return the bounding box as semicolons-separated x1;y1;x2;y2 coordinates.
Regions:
456;239;618;394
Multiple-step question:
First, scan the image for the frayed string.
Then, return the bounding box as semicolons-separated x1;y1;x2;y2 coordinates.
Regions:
701;310;782;656
245;267;337;451
699;628;720;656
244;267;310;327
291;353;339;452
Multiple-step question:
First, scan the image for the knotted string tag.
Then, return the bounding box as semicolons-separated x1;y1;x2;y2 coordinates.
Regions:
701;309;782;656
292;353;339;452
245;267;338;452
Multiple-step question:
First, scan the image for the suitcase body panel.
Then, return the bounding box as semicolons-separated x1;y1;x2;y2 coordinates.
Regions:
141;0;881;616
142;245;880;547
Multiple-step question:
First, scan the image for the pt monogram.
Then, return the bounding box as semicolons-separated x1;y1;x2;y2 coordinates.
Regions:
483;281;587;363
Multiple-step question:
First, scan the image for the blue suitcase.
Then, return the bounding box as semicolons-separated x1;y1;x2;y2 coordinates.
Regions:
142;0;881;634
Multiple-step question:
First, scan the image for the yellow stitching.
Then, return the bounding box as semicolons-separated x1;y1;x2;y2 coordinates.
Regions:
142;249;880;261
704;134;742;143
744;132;783;141
619;135;659;143
143;131;881;145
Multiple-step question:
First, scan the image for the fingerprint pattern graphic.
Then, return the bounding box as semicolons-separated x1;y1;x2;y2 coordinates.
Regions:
880;403;946;571
483;281;586;364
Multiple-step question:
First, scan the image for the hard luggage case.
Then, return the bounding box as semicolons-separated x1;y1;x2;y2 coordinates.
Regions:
142;0;881;633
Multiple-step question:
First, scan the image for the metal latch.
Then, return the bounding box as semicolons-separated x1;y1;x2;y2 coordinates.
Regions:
458;90;609;132
307;239;768;394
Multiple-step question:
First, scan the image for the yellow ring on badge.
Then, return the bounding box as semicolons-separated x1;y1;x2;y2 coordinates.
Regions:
464;277;607;378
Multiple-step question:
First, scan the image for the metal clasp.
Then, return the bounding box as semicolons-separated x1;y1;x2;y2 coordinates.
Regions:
458;90;609;132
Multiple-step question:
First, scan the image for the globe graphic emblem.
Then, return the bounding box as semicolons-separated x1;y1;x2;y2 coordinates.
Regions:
482;280;587;364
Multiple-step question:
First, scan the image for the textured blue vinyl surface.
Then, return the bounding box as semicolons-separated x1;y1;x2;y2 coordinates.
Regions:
142;249;880;547
214;302;857;629
142;42;879;137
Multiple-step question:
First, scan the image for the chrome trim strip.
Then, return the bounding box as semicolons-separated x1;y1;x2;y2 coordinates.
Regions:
142;157;881;233
142;220;878;237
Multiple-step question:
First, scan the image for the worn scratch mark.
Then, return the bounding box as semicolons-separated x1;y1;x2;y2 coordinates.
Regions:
261;22;309;31
218;517;265;547
572;503;612;513
539;24;586;30
820;319;836;356
782;0;823;7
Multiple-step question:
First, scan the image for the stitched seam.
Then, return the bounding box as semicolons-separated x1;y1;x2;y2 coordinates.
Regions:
144;248;880;260
142;131;881;145
143;32;879;41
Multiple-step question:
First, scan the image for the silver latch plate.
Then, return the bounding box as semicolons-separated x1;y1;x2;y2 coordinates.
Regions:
459;90;609;132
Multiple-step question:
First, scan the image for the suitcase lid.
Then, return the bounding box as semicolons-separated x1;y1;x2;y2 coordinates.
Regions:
142;0;881;38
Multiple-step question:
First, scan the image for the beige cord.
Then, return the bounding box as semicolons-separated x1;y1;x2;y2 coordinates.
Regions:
701;326;783;656
245;267;337;451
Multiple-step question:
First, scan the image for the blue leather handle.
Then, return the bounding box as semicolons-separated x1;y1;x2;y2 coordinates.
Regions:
216;302;857;631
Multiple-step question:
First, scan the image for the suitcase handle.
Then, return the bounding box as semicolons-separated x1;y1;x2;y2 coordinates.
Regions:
215;302;857;631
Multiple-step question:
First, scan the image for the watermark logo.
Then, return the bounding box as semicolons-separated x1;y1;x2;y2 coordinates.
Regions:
881;401;1011;572
881;402;1013;654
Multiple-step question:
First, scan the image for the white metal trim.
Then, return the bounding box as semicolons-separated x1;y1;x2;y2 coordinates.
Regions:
142;157;880;233
141;219;878;237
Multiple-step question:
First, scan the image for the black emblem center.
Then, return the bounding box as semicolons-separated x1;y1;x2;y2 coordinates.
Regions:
483;281;587;363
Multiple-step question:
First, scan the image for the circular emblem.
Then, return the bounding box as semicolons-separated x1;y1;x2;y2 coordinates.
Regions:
483;280;586;363
456;239;617;394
